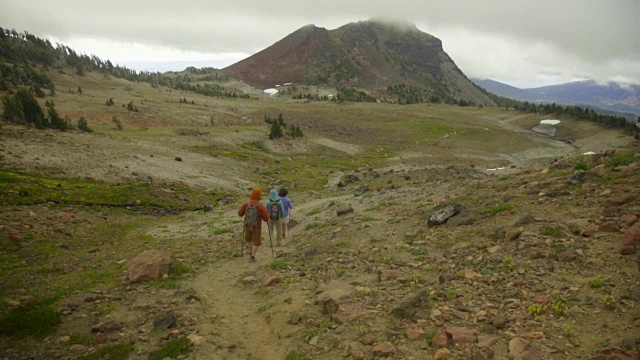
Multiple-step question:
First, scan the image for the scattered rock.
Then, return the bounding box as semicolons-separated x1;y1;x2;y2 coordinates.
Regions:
336;204;354;216
361;333;376;345
263;275;282;286
433;348;452;360
591;346;640;360
371;341;396;358
406;323;426;340
391;289;430;319
509;337;542;360
621;222;640;252
432;327;478;347
127;250;175;283
338;174;359;188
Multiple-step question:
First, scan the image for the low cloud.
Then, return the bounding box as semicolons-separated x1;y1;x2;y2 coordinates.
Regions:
1;0;638;86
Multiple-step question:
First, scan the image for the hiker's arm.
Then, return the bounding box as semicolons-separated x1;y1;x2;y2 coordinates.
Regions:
238;202;247;217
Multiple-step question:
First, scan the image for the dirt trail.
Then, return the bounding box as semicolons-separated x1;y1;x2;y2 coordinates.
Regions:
190;256;285;359
185;193;355;359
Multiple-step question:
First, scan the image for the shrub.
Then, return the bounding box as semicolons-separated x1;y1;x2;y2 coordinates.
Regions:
574;161;588;171
0;299;61;337
541;225;563;237
606;152;634;169
589;277;604;288
483;203;514;216
77;116;92;132
270;260;293;270
126;101;138;112
82;342;134;360
112;116;123;130
149;337;190;360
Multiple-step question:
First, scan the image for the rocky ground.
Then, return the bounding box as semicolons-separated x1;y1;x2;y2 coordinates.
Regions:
0;119;639;360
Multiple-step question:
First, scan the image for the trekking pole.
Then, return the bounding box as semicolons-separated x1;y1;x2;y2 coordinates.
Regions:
267;223;275;257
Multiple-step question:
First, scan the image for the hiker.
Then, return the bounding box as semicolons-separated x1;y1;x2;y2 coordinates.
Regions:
238;188;269;263
266;189;285;246
278;188;294;239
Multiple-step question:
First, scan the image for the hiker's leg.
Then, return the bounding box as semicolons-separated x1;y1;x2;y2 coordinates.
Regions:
281;214;289;238
252;228;262;259
275;218;282;244
268;219;274;238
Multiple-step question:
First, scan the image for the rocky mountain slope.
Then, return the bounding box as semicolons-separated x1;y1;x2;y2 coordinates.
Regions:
224;19;496;106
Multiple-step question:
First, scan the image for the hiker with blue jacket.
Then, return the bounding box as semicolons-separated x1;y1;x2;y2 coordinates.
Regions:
266;189;286;246
278;188;294;239
238;188;269;263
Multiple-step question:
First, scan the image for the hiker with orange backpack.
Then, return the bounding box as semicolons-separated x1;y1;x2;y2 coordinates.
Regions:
266;189;285;246
238;188;269;263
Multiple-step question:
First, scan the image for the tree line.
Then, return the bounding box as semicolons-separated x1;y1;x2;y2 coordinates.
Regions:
0;28;242;99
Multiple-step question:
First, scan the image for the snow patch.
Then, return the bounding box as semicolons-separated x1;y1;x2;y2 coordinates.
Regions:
263;88;278;96
540;119;561;125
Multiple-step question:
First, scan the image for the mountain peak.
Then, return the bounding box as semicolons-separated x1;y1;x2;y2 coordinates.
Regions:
224;19;495;106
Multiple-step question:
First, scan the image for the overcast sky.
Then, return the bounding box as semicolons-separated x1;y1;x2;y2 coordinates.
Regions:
1;0;638;88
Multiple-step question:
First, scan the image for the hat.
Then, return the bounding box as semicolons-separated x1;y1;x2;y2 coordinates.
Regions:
250;188;262;201
269;189;278;201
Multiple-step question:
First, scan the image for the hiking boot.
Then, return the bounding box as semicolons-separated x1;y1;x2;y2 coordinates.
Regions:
251;255;256;262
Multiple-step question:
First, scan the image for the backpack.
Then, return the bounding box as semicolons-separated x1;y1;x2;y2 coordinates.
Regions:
244;202;259;228
269;200;281;220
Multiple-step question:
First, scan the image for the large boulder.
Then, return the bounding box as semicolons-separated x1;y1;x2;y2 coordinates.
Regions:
126;250;175;283
428;203;463;227
447;208;485;226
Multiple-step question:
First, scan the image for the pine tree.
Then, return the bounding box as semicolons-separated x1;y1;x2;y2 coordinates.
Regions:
14;88;46;128
269;121;283;139
47;101;70;131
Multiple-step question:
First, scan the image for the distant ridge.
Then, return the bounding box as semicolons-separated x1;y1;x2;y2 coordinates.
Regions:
473;78;640;117
225;19;496;106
